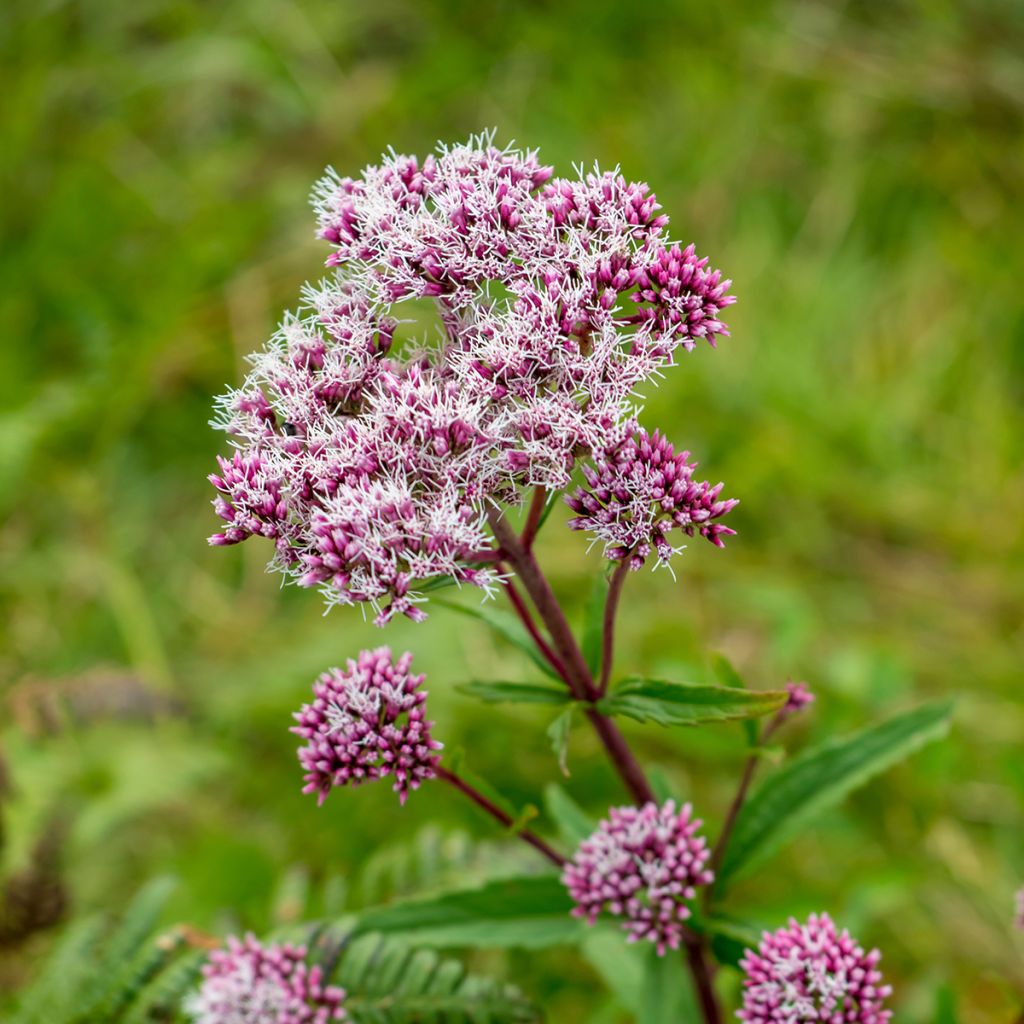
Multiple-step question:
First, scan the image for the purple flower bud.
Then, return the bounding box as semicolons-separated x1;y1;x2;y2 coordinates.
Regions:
184;934;347;1024
562;800;713;956
780;681;815;719
738;914;892;1024
291;648;441;805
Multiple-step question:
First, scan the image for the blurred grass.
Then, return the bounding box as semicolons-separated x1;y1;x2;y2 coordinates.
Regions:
1;0;1023;1018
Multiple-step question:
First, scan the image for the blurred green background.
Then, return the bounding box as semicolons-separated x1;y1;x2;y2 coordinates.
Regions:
2;0;1023;1018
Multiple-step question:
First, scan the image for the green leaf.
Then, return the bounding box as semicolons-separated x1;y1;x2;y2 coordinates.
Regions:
711;653;759;745
637;944;699;1024
435;598;559;679
581;571;609;676
544;784;596;847
456;680;571;706
598;678;788;728
710;652;745;690
716;700;954;891
331;932;540;1022
547;706;575;777
699;913;762;969
352;876;583;950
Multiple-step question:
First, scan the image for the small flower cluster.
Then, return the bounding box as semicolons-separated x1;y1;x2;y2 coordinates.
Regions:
566;428;737;569
184;934;347;1024
209;133;735;623
780;681;814;719
738;914;892;1024
562;800;713;955
291;648;441;805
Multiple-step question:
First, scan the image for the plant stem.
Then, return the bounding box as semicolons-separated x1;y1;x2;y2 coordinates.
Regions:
521;486;548;550
707;715;783;884
684;935;722;1024
598;557;632;696
488;506;594;701
489;502;719;1024
436;765;565;868
489;506;655;805
583;707;656;805
499;571;571;685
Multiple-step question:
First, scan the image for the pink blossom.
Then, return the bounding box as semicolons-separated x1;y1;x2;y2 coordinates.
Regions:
291;648;441;805
738;914;892;1024
184;934;346;1024
562;800;713;955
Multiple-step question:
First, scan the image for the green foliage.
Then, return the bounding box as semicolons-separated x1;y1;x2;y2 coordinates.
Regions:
351;875;583;951
434;599;559;680
456;681;571;706
10;885;539;1024
598;678;788;727
543;784;595;848
716;701;955;891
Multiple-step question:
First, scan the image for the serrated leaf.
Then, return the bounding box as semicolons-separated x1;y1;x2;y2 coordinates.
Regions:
435;598;559;679
547;706;575;777
351;876;582;950
581;572;609;676
544;784;596;847
456;680;571;706
598;678;788;728
716;700;954;891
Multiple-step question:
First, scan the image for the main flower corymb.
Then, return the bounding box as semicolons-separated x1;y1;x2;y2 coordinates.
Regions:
208;132;735;625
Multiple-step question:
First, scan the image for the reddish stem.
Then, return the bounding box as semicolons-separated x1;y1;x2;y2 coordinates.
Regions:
500;571;572;685
707;714;784;886
436;765;565;868
488;502;718;1022
684;936;722;1024
488;507;655;806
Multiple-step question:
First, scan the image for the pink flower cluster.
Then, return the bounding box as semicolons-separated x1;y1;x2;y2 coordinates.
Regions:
738;914;892;1024
209;133;735;623
291;648;441;805
562;800;713;955
566;428;738;569
184;934;346;1024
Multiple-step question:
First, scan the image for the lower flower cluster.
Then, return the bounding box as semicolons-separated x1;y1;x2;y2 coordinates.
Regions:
737;914;892;1024
562;800;713;955
184;935;346;1024
291;647;441;805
